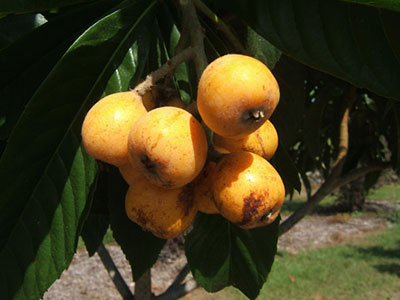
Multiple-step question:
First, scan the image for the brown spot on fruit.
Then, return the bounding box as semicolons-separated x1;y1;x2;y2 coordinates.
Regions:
239;192;267;226
213;151;285;228
135;209;148;227
178;184;195;216
128;106;208;189
125;175;198;239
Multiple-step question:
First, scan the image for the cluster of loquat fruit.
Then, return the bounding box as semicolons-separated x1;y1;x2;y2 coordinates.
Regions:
81;54;285;239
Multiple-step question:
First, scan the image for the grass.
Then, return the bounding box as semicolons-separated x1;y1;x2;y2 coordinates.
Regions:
184;225;400;300
367;184;400;202
280;194;337;215
281;183;400;216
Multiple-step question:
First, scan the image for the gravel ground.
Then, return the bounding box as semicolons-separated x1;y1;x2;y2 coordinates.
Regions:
43;201;398;300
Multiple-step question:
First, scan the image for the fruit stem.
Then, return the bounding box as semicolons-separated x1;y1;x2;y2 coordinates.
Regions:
179;0;208;79
193;0;247;54
133;46;196;97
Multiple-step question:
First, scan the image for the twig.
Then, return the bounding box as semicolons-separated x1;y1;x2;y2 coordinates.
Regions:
279;161;391;235
133;46;196;97
193;0;247;54
179;0;208;79
330;86;357;175
155;279;198;300
175;5;190;55
168;264;191;289
135;269;153;300
96;243;134;300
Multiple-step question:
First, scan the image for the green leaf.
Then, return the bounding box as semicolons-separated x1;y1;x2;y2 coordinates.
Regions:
108;168;166;281
81;170;109;257
339;0;400;12
246;26;281;70
81;213;109;256
221;0;400;100
0;1;158;298
271;143;301;195
185;214;280;300
0;0;121;140
0;0;97;14
156;3;194;104
0;13;46;48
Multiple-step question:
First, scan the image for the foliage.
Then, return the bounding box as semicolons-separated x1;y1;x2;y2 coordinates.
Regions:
0;0;400;299
187;224;400;299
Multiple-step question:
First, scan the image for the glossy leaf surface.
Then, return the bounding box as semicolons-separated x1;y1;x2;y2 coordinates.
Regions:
0;0;157;298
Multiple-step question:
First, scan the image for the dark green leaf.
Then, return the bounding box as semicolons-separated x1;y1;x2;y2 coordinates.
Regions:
221;0;400;100
340;0;400;12
271;143;301;195
0;0;121;140
186;213;280;300
380;9;400;63
81;169;109;257
0;0;97;14
271;56;308;148
303;90;331;160
0;13;46;48
0;1;157;298
81;213;109;256
156;3;194;104
108;168;166;281
246;26;281;70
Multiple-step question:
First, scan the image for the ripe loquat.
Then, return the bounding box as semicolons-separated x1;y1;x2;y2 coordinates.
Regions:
213;120;279;160
197;54;280;138
81;91;147;166
128;106;208;189
193;161;219;214
125;175;197;239
212;151;285;229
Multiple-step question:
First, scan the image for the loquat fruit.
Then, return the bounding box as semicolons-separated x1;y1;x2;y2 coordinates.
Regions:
212;151;285;229
193;161;219;214
213;120;279;160
197;54;280;138
81;91;147;166
125;175;197;239
128;106;208;189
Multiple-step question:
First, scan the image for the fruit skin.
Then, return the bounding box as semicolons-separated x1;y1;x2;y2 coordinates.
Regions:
193;161;219;214
213;120;278;160
128;106;208;189
119;163;140;185
125;175;197;239
81;91;147;166
197;54;280;138
212;151;285;229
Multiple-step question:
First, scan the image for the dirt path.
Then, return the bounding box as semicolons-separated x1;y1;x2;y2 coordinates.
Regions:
43;201;397;300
